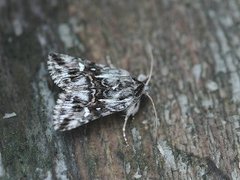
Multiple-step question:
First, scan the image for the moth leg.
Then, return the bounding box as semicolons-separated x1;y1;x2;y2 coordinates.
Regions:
123;115;130;146
122;102;141;146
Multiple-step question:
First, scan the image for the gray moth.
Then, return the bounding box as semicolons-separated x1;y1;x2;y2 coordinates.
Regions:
47;47;157;145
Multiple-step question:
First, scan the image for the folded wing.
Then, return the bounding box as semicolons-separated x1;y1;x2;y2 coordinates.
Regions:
53;91;135;131
47;53;131;91
48;53;144;131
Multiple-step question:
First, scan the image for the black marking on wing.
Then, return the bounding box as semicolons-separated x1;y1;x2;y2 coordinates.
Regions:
50;53;65;65
53;80;143;131
48;53;93;90
47;53;132;91
53;92;117;131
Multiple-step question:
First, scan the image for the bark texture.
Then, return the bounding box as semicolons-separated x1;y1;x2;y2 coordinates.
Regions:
0;0;240;179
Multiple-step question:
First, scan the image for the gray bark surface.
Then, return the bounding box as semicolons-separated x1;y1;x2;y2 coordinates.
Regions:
0;0;240;179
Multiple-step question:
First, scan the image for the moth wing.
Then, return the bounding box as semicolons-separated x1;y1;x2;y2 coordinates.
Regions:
53;91;135;131
47;53;93;90
47;53;132;91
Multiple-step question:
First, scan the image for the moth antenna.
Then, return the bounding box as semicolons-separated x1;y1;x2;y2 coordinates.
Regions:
106;55;115;68
146;44;154;85
145;93;159;140
123;115;130;147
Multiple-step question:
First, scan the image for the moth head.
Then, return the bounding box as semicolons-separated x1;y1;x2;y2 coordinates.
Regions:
137;74;148;82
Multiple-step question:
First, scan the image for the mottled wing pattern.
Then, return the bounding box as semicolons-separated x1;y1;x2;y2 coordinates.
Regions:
48;53;133;91
47;53;94;91
48;53;144;131
53;91;134;131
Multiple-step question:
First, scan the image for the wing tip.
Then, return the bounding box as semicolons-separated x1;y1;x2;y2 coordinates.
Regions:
48;52;58;59
47;52;59;71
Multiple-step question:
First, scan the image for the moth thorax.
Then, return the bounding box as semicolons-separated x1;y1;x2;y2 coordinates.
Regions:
143;85;150;94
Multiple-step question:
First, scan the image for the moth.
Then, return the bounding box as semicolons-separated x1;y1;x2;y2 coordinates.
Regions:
47;45;158;145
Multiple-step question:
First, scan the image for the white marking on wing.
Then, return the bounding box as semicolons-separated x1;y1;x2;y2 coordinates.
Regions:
75;77;87;86
84;107;90;117
79;63;85;71
78;91;89;101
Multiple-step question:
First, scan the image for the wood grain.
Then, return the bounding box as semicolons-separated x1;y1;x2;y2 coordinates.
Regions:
0;0;239;179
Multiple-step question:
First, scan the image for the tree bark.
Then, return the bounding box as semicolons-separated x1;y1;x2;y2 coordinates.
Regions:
0;0;239;179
